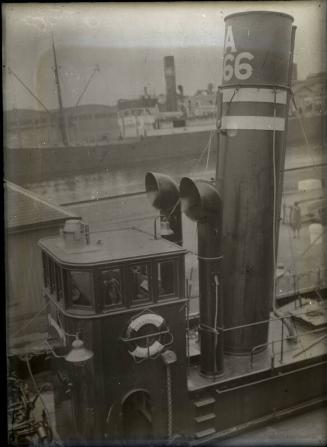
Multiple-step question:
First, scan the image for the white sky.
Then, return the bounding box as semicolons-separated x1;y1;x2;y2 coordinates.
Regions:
2;1;326;109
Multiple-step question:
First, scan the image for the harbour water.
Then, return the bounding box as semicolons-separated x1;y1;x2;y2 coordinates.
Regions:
21;144;326;206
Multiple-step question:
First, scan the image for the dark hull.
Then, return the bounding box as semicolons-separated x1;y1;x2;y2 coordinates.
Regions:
188;355;327;443
5;114;326;186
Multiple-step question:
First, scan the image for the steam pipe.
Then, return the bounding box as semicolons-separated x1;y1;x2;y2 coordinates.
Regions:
180;178;223;377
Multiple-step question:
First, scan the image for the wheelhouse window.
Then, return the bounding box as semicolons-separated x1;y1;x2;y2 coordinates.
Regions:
55;265;64;302
42;253;50;288
129;263;151;303
68;271;94;308
157;260;176;298
49;260;56;295
101;268;122;307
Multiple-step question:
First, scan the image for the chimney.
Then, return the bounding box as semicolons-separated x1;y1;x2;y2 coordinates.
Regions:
61;219;90;250
217;12;295;355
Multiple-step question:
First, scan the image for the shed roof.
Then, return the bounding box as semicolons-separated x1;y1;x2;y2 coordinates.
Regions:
5;181;78;232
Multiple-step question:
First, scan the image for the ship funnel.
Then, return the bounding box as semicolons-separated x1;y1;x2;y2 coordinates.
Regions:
217;11;295;355
180;177;223;377
164;56;178;112
145;172;182;245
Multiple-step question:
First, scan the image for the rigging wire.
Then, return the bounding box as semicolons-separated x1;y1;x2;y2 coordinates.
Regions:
189;130;215;176
284;205;298;283
271;89;297;340
12;302;49;339
205;131;214;170
24;355;52;428
7;67;50;114
44;341;66;359
8;69;22;148
291;93;321;176
57;312;80;338
166;198;181;221
75;65;100;108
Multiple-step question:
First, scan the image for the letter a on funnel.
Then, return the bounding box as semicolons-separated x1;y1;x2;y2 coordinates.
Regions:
225;26;236;52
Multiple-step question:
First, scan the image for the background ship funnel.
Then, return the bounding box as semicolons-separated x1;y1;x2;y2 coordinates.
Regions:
180;177;223;377
164;56;178;112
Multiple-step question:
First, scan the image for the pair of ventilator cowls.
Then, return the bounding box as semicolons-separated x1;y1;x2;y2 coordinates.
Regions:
146;172;223;377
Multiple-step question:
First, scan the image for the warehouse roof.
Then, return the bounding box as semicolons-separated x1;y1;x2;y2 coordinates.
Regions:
4;181;78;232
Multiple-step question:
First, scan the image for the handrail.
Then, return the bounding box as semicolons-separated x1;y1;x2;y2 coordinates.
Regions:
216;359;327;394
187;302;327;334
250;326;327;369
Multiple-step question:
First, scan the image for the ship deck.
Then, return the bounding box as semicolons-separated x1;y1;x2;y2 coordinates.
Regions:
187;300;327;391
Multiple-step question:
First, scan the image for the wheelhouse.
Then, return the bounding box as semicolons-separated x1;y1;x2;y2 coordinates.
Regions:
40;226;186;316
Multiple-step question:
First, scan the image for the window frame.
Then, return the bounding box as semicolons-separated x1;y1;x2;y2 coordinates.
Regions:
55;264;64;303
99;265;124;311
49;259;57;296
127;261;153;307
64;269;96;311
155;257;179;302
42;252;50;290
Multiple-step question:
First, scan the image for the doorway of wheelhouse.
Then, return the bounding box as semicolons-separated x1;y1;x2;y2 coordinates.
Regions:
122;389;153;440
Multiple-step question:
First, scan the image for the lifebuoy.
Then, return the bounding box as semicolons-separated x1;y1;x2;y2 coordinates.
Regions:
126;313;166;359
129;340;164;358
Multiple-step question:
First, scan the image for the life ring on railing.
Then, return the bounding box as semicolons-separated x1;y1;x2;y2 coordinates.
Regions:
125;313;166;359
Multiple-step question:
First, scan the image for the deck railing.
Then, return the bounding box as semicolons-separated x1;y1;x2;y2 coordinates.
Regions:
186;297;327;375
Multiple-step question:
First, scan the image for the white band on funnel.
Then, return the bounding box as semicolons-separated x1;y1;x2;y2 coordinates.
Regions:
221;116;285;131
222;88;287;104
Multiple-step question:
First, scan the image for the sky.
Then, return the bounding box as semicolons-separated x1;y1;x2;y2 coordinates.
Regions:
2;1;326;110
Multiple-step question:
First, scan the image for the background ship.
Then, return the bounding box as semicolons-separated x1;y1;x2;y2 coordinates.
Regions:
4;44;327;187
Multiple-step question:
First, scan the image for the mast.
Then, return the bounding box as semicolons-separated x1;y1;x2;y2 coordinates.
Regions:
52;34;69;147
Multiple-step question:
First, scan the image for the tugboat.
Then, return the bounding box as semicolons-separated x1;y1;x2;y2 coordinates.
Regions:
38;11;327;443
